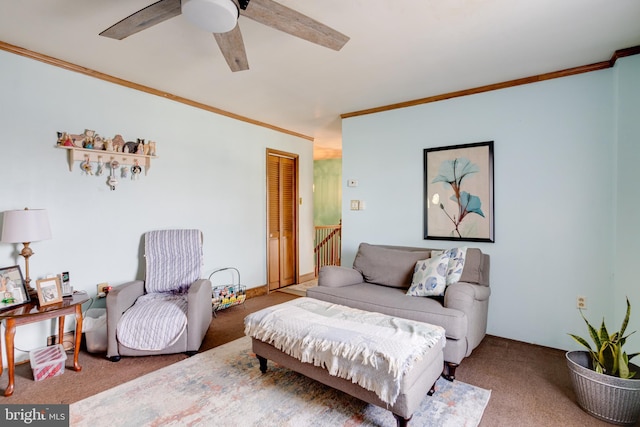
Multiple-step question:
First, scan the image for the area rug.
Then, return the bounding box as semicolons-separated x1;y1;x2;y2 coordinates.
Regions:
70;336;490;427
276;279;318;297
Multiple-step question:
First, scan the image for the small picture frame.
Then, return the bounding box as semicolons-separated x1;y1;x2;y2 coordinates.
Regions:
36;277;63;307
0;265;31;311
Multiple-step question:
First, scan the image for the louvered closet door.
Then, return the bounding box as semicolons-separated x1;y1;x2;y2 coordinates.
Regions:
267;151;297;291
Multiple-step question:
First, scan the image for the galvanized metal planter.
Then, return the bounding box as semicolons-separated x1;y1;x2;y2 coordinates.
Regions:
566;351;640;425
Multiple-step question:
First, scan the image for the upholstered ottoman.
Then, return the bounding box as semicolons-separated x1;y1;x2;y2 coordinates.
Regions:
244;298;445;427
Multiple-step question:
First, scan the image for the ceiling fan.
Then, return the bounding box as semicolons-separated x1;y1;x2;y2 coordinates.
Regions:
99;0;349;72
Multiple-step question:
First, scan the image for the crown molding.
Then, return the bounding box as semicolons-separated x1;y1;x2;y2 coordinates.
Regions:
0;41;314;142
342;45;640;120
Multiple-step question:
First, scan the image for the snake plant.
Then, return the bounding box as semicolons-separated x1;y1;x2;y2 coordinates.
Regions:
569;297;639;379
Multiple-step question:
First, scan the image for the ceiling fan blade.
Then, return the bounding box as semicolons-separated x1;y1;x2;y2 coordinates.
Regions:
240;0;349;51
100;0;182;40
213;24;250;72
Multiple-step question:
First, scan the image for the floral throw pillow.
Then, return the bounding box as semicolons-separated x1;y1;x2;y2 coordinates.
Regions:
406;252;451;297
432;247;468;285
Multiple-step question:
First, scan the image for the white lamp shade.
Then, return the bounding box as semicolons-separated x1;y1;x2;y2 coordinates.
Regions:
182;0;239;34
1;209;52;243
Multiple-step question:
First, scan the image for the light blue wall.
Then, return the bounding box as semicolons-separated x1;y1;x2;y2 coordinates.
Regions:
342;58;640;351
0;50;315;365
614;54;640;350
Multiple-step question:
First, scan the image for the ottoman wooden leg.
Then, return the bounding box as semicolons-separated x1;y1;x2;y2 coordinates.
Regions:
428;381;436;396
392;413;412;427
257;355;268;373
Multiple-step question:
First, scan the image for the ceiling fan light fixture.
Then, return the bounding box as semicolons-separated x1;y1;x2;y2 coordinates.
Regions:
182;0;239;34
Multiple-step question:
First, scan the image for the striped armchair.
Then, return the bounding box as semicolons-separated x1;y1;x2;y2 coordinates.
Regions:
106;229;212;361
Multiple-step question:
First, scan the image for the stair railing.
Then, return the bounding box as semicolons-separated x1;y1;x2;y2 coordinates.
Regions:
314;223;342;276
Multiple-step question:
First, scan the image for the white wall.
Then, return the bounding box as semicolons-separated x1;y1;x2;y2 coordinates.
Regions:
0;50;314;365
342;57;640;351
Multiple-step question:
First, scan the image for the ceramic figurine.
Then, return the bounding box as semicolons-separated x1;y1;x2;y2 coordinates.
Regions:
123;141;138;154
147;141;157;156
96;158;104;176
61;132;74;147
93;135;105;151
83;129;95;149
112;134;125;152
108;174;118;191
136;139;145;154
81;159;93;175
131;159;142;180
69;133;85;147
108;160;119;190
104;138;113;152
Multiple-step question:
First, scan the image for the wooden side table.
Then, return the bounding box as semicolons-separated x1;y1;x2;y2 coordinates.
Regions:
0;292;90;396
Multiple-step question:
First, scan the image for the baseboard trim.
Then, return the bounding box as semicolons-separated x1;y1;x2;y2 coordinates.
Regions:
299;272;316;283
246;285;268;299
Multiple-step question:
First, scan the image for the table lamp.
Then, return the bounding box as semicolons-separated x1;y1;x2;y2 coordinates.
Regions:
1;208;52;295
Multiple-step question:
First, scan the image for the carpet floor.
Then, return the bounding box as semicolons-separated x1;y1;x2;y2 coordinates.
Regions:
71;336;490;427
0;291;622;426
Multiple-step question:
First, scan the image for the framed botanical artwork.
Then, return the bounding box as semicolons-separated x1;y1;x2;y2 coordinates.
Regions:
0;265;31;311
36;277;63;307
424;141;494;242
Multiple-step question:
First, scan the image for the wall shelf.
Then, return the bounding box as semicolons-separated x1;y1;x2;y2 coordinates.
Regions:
56;146;157;175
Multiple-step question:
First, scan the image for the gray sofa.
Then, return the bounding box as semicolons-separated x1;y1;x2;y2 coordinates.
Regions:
307;243;490;380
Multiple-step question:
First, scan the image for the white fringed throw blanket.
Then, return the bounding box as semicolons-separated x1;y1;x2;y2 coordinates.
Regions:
244;297;445;406
117;229;202;351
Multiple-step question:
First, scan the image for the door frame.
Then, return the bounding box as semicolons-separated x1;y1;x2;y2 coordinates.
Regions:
266;148;299;291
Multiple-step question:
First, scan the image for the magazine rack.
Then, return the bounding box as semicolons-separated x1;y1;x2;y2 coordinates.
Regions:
209;267;246;316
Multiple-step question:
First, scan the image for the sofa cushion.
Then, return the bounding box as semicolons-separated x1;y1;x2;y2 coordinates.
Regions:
406;252;450;297
318;266;364;288
432;247;468;285
458;248;487;285
353;243;432;289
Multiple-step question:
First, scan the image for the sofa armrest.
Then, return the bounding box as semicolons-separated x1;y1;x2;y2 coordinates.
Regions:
106;280;145;358
318;266;365;288
186;279;213;351
444;282;491;313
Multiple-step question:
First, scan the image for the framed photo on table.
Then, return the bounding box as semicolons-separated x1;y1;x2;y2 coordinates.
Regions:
36;277;63;306
0;265;30;311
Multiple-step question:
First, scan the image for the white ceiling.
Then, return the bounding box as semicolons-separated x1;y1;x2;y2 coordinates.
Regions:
2;1;640;159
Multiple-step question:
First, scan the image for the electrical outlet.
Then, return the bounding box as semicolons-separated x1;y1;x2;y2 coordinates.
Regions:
577;296;587;309
97;283;111;298
350;200;360;210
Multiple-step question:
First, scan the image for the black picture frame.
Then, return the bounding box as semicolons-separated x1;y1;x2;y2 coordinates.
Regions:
424;141;494;242
0;265;31;311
